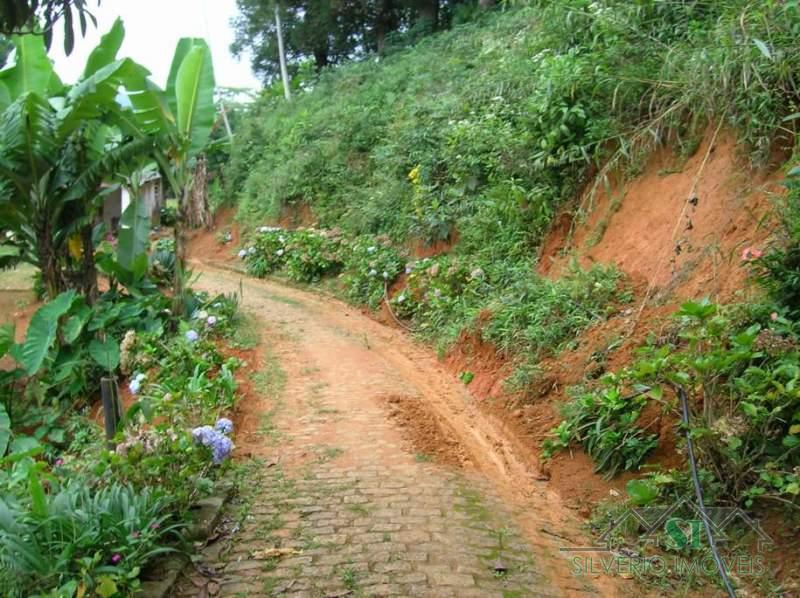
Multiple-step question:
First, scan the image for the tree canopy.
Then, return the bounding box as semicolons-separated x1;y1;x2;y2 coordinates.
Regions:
0;0;98;54
231;0;480;83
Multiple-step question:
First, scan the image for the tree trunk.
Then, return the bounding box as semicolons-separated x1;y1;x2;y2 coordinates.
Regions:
375;0;397;54
479;0;495;8
187;155;212;230
416;0;439;30
172;184;190;317
39;225;64;300
80;222;98;304
313;46;329;71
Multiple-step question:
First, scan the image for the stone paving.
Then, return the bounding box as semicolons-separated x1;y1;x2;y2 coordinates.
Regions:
173;269;581;597
176;454;556;597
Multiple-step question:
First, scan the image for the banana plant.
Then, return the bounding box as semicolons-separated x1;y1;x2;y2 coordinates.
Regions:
0;20;156;299
120;38;216;315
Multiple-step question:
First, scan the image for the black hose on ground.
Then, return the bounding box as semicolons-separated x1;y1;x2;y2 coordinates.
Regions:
676;385;736;598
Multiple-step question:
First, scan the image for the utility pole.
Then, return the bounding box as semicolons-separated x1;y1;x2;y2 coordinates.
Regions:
275;3;291;101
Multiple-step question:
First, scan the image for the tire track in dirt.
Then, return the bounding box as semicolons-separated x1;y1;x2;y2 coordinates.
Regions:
191;261;629;596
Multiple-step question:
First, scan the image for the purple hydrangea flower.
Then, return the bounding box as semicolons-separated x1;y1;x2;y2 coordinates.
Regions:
128;379;141;395
210;433;234;464
238;249;247;259
192;425;216;446
185;330;199;343
207;316;217;327
215;418;234;435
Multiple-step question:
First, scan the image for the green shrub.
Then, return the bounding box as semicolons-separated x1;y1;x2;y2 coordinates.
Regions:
159;204;177;227
0;478;179;597
284;230;343;283
483;263;628;359
547;298;800;506
752;163;800;315
149;238;176;287
241;227;289;277
341;236;405;309
543;377;659;479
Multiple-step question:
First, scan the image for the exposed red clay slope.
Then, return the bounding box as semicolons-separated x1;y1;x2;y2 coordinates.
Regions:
539;129;782;301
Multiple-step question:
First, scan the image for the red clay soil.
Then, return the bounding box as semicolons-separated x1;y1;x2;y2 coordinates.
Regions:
381;393;469;467
539;129;782;302
277;201;316;228
407;231;458;258
185;207;241;263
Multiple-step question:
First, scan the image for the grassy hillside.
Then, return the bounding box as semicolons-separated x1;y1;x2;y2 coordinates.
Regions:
228;1;797;250
224;0;800;528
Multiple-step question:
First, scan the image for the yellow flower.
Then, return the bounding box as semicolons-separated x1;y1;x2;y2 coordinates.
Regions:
68;234;83;260
407;165;421;186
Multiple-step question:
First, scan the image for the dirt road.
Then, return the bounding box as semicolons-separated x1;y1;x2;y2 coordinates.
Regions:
175;264;623;597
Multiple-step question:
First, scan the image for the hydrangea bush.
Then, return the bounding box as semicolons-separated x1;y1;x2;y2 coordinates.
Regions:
192;418;235;464
341;235;405;309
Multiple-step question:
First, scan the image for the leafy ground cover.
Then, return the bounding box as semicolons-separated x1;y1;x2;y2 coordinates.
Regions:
237;226;629;363
0;280;245;596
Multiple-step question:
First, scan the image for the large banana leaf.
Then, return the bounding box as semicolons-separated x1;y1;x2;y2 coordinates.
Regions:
0;403;9;457
63;135;154;204
58;58;150;139
0;93;56;192
20;290;76;376
121;79;172;137
0;35;54;103
83;18;125;78
166;38;199;118
174;41;215;157
116;198;151;272
0;323;14;359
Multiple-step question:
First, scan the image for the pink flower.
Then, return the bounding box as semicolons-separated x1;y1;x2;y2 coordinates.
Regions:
55;458;63;467
111;553;122;564
150;522;160;530
741;247;763;261
771;312;779;321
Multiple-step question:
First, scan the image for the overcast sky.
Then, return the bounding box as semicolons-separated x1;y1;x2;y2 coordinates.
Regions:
49;0;261;90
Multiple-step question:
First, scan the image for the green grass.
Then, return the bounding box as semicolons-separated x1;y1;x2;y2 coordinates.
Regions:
227;311;261;349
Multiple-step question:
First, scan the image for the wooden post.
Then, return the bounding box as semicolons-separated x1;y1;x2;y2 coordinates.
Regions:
275;3;291;101
100;377;122;448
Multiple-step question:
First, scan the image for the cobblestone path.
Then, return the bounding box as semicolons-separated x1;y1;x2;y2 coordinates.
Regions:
173;267;609;597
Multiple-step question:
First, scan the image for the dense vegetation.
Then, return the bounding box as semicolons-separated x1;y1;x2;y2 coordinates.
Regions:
0;16;241;596
229;1;799;244
227;0;800;519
